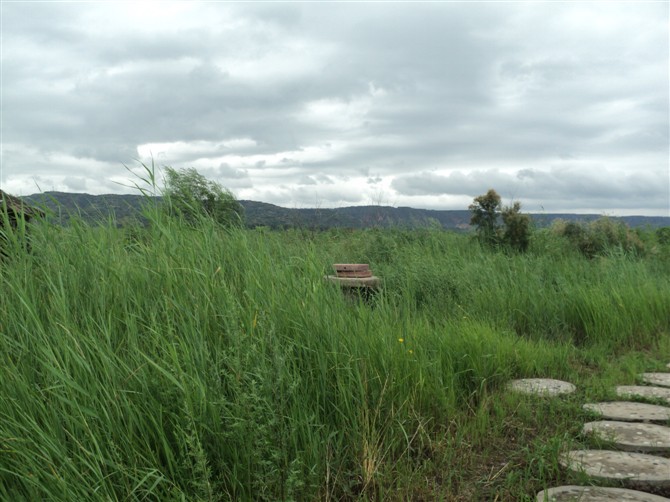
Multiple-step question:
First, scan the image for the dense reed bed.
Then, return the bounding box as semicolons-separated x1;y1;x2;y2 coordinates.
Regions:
1;212;668;500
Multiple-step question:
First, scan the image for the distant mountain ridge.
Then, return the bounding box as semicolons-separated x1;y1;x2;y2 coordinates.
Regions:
22;191;670;230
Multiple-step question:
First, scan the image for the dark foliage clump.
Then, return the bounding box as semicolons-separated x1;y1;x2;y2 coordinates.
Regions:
554;217;645;258
164;167;244;227
469;189;532;252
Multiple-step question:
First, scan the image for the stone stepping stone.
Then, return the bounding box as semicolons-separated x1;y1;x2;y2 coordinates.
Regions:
582;420;670;453
560;450;670;488
641;373;670;388
583;401;670;422
536;485;670;501
507;378;576;396
617;385;670;404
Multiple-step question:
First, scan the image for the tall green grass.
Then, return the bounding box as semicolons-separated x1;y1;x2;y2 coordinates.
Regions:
0;213;668;500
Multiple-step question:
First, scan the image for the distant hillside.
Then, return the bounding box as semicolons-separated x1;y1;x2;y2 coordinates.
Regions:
24;192;156;226
239;201;474;230
22;191;670;230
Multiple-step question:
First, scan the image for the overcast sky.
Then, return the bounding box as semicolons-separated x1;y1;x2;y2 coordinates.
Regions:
2;1;668;215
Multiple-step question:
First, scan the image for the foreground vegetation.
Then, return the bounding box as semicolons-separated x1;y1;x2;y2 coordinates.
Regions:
1;209;669;500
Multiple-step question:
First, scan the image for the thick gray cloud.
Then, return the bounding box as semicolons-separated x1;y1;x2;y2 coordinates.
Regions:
1;2;667;215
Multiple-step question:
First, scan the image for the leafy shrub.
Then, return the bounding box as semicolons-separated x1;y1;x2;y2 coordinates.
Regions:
553;217;645;258
164;167;244;227
656;227;670;245
469;189;532;252
501;202;531;253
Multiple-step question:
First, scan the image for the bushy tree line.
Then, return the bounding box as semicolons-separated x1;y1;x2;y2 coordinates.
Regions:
157;167;666;262
467;188;667;259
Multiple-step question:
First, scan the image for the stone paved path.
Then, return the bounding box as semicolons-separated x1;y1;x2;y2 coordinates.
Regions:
559;450;670;488
616;386;670;404
582;401;670;422
582;421;670;454
641;373;670;389
513;362;670;501
507;378;576;396
536;485;670;501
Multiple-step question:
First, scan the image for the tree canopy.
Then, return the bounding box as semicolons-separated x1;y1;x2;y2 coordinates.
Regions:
469;189;531;252
163;167;244;227
469;189;502;247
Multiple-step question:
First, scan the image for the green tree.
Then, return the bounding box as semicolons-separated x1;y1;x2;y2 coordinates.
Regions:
501;202;531;252
469;189;502;247
164;167;244;227
469;189;532;252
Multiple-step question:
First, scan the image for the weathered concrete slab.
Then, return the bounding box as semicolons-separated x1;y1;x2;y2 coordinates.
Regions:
583;401;670;422
583;420;670;453
507;378;576;396
641;373;670;389
616;386;670;404
560;450;670;488
536;485;670;501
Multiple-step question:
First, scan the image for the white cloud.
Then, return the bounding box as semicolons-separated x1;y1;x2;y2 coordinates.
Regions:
137;138;258;162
